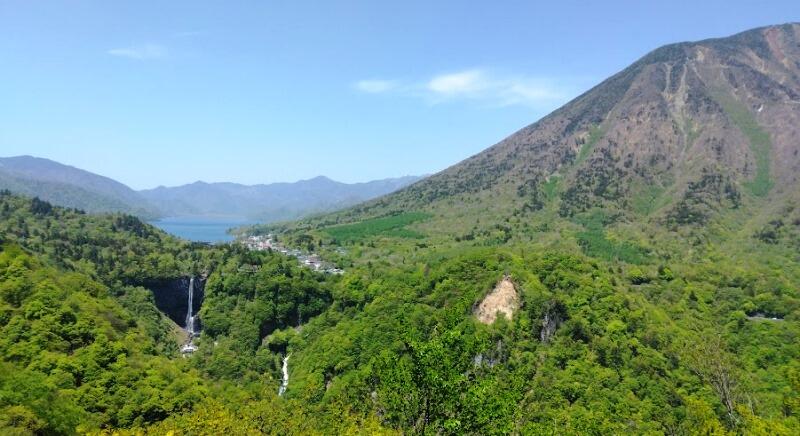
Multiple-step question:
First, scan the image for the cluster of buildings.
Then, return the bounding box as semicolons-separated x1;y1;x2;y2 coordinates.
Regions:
241;234;344;275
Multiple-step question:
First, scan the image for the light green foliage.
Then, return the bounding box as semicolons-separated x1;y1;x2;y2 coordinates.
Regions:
576;125;605;165
195;248;333;380
542;175;561;200
714;93;773;197
632;184;667;215
574;210;649;264
139;397;395;435
323;212;431;242
0;245;208;433
626;266;651;284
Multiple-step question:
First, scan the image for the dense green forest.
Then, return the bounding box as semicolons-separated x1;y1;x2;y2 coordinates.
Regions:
0;190;798;434
0;192;356;433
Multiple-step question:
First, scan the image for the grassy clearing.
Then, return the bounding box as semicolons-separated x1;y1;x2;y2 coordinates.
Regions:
323;212;431;242
576;125;605;165
542;175;560;200
715;94;773;197
573;210;649;264
632;185;667;215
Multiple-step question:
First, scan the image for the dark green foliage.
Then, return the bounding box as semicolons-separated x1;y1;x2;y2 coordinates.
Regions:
0;194;208;284
755;219;784;244
559;148;627;217
29;197;53;216
517;177;545;212
667;169;741;226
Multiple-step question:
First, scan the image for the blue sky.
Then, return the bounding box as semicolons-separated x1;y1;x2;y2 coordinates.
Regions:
1;1;797;189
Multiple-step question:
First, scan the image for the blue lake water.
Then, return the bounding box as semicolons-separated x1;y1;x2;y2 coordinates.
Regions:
149;216;255;243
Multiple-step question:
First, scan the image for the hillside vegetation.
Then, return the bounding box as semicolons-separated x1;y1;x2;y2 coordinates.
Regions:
1;23;800;435
3;192;798;434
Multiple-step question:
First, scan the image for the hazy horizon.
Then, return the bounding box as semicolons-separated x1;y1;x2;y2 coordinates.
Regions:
1;154;422;191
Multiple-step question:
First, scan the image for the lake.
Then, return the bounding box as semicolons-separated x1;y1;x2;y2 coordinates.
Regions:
149;216;255;243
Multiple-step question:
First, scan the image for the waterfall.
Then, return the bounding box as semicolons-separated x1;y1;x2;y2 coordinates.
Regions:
186;277;195;336
278;354;290;396
181;277;198;354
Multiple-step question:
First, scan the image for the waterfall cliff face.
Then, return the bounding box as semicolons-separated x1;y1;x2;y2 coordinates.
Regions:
146;276;206;327
278;355;290;396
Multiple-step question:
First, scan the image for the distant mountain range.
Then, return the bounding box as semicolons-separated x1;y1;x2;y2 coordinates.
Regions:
0;156;161;218
0;156;421;222
139;176;422;222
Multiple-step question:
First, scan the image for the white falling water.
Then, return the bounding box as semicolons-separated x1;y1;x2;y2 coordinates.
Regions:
186;277;195;336
181;277;198;354
278;354;290;396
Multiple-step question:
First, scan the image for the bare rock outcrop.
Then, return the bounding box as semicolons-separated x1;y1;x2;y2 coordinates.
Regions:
474;276;520;324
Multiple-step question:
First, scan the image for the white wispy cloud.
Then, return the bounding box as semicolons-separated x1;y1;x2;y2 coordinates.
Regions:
427;70;485;95
354;68;576;108
354;79;398;93
107;43;168;60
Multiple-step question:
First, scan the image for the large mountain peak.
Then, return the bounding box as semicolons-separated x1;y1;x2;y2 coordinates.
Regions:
351;24;800;231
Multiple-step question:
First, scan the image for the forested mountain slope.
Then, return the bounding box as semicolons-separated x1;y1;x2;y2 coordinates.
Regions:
0;156;161;219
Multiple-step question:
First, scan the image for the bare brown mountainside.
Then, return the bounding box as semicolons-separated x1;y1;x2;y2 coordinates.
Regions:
330;23;800;231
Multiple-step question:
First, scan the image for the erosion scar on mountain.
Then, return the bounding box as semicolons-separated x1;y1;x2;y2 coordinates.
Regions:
474;276;520;324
